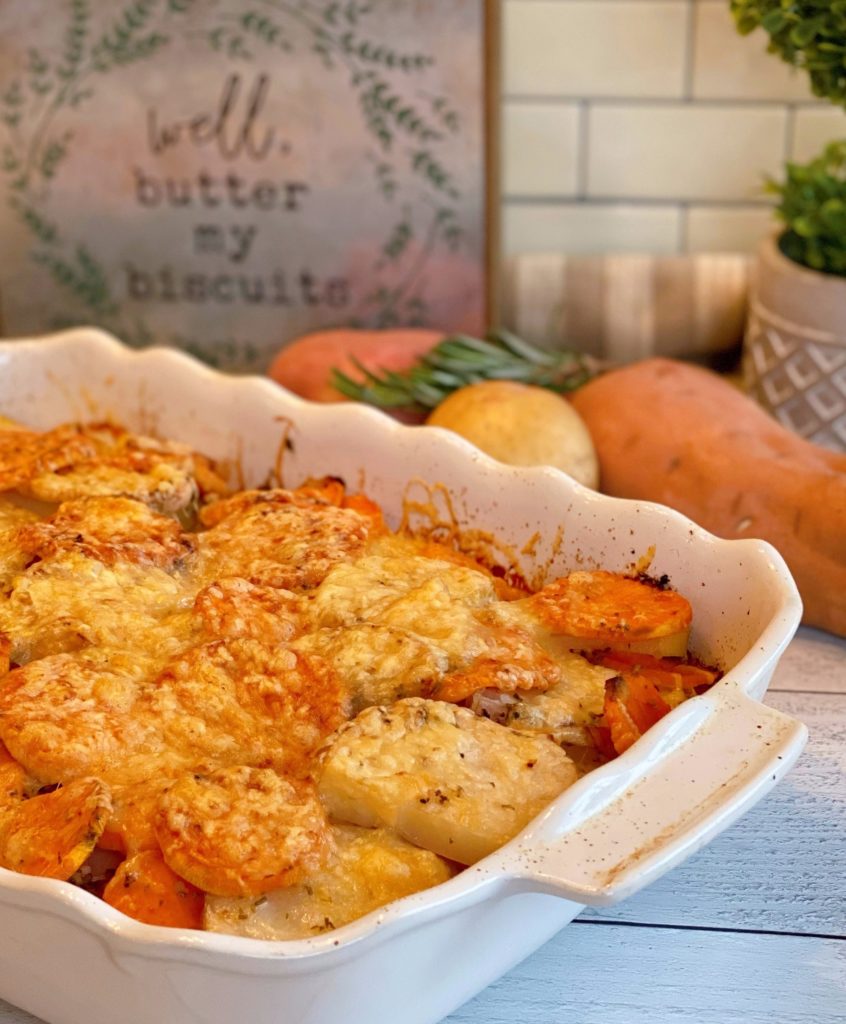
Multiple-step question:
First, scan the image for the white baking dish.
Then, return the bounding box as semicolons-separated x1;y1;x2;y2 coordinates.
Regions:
0;329;806;1024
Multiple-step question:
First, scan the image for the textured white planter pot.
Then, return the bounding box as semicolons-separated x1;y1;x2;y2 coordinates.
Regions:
744;233;846;451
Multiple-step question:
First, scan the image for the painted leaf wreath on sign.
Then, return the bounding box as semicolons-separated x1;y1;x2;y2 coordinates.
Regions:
0;0;478;369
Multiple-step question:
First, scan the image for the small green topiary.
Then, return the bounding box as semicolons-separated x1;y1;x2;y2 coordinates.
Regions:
766;140;846;276
731;1;846;105
732;3;846;274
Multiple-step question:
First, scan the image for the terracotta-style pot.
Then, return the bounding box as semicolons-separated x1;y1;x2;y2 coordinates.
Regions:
744;234;846;451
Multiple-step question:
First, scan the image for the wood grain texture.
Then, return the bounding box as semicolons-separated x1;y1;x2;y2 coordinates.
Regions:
0;632;842;1024
580;690;846;936
769;628;846;694
501;251;750;363
448;923;846;1024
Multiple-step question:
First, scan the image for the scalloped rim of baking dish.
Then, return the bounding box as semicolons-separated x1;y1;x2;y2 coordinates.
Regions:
0;329;805;970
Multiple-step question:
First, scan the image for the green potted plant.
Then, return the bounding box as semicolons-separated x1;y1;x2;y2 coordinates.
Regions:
732;1;846;450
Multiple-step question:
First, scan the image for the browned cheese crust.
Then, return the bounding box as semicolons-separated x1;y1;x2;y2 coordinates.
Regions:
155;767;330;896
0;416;702;933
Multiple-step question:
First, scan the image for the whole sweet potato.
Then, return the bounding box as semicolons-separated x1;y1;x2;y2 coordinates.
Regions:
570;358;846;637
268;329;442;404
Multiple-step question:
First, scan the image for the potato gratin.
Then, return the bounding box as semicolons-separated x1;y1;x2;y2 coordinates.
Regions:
0;419;718;938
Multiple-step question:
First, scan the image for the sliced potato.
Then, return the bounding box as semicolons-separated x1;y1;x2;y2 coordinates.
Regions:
306;551;496;632
195;493;371;591
0;777;111;879
0;501;39;590
12;423;205;518
522;570;692;658
471;650;615;741
317;698;578;865
204;824;455;939
292;625;446;714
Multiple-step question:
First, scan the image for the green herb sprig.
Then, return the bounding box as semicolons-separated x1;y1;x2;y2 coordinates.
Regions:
767;139;846;276
331;329;601;411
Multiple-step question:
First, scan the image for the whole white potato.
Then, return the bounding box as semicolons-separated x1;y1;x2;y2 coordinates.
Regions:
426;381;599;489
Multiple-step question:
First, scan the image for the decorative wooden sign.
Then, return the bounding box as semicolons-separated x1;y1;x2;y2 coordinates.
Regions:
0;1;496;370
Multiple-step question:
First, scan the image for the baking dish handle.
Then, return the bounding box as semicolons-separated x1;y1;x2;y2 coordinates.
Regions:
502;686;807;907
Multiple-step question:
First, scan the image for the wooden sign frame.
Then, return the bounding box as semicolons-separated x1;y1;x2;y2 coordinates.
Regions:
0;0;501;368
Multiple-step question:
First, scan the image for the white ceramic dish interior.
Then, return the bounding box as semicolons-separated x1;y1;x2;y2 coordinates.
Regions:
0;329;807;1024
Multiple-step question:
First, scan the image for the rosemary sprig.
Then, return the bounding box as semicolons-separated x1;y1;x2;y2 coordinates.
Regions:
331;329;601;410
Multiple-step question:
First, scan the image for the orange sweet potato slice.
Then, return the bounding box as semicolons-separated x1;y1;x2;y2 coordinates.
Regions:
155;766;330;897
603;674;672;756
527;571;692;656
341;493;386;532
430;626;560;704
0;777;111;879
294;476;347;506
193;577;302;644
103;849;204;929
596;651;719;707
289;478;387;531
0;741;27;806
99;779;171;856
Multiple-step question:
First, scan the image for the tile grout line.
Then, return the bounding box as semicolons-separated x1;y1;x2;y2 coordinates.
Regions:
504;95;832;110
503;195;775;208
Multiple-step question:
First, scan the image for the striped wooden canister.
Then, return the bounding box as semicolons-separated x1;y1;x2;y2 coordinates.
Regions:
501;252;750;365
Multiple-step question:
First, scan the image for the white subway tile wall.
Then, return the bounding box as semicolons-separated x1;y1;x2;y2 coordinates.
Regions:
686;206;775;252
501;0;841;256
503;203;681;255
503;1;688;98
691;2;811;101
502;102;581;196
792;107;846;163
587;104;787;201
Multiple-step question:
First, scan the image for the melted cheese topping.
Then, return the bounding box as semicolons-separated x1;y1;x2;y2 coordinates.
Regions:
204;824;455;939
0;419;698;932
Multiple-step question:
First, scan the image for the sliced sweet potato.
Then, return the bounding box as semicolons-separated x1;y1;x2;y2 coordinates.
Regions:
524;570;692;657
103;849;204;929
596;650;718;706
0;777;111;879
155;767;330;897
603;675;672;756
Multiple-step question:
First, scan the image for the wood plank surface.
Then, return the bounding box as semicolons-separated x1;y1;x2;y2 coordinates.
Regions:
580;690;846;936
1;631;842;1024
450;627;846;1024
449;922;846;1024
769;628;846;694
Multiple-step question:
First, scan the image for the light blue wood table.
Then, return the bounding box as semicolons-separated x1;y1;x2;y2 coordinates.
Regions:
1;628;843;1024
447;627;846;1024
